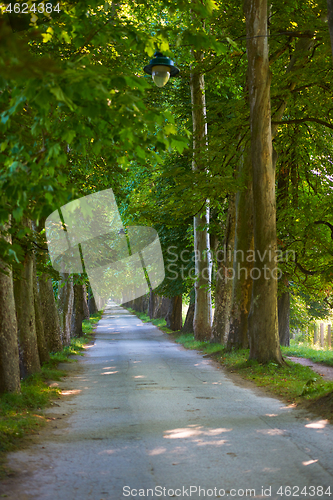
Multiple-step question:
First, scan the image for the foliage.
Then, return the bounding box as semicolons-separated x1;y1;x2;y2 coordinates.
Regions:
0;0;189;266
290;286;332;330
1;0;333;356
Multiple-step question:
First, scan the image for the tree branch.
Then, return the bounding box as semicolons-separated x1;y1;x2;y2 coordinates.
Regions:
314;220;333;240
271;117;333;130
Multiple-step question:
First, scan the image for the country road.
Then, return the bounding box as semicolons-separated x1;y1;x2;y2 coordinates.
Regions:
1;303;333;500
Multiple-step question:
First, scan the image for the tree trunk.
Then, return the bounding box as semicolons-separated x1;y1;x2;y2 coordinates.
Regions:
182;303;194;333
13;219;41;378
82;283;90;320
227;151;253;350
88;285;98;316
211;195;236;344
14;255;41;378
182;288;195;333
71;281;84;337
327;0;333;62
0;220;21;394
131;294;149;314
32;256;49;365
33;218;63;352
165;295;182;331
39;276;63;352
190;51;212;341
154;296;171;319
148;289;155;319
57;273;74;347
278;291;290;346
244;0;283;364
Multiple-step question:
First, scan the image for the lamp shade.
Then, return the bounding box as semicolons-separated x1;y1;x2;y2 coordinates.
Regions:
144;52;179;87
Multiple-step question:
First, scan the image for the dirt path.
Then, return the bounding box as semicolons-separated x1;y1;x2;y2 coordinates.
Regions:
1;304;333;500
286;357;333;381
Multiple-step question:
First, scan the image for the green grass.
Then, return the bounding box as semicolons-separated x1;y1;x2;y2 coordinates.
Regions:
82;310;103;334
173;333;333;405
0;311;102;460
282;340;333;366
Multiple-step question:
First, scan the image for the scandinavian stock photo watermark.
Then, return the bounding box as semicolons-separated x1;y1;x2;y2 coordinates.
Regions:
166;245;295;283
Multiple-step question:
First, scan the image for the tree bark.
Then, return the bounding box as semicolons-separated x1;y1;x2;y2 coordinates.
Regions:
153;296;171;319
165;295;182;331
148;289;155;319
278;291;290;346
13;219;41;378
244;0;284;364
227;151;253;350
57;273;74;346
39;275;63;352
33;218;63;352
190;51;212;341
82;283;90;320
211;195;236;344
182;303;194;333
71;281;84;337
0;220;21;394
14;255;41;377
32;256;49;365
88;284;98;316
131;294;149;314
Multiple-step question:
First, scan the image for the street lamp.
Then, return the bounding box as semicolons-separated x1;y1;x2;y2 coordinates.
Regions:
144;51;180;87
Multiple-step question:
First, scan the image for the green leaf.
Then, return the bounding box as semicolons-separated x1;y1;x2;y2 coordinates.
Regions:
12;207;23;221
171;138;188;154
1;113;9;125
47;144;62;160
135;146;146;159
164;124;177;135
226;37;239;50
50;86;75;110
63;130;76;144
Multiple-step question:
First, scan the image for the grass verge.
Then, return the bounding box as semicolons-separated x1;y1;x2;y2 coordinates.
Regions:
171;333;333;420
0;311;102;472
281;340;333;366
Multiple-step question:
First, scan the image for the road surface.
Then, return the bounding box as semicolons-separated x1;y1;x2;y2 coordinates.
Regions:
1;303;333;500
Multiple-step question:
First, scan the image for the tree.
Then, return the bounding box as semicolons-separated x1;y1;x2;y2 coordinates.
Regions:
71;280;85;338
227;151;253;350
190;50;212;341
13;219;41;378
0;219;21;394
211;195;236;344
165;295;182;331
32;255;50;364
57;273;74;346
244;0;283;364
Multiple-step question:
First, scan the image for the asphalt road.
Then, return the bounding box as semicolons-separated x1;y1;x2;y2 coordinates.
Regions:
1;303;333;500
